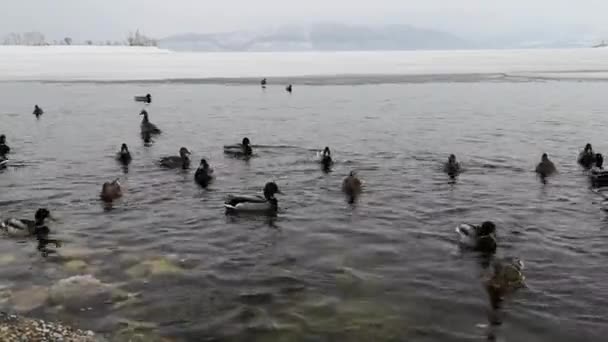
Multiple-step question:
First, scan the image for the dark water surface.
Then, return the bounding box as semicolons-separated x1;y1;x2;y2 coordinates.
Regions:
1;81;607;341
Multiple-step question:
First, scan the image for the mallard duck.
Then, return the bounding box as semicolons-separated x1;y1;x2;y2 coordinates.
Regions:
578;143;595;169
194;159;214;187
590;154;608;187
535;153;557;181
33;105;43;117
342;171;362;204
134;93;151;103
318;147;333;171
485;257;526;308
224;182;281;214
100;179;122;202
116;143;132;165
455;221;497;253
1;208;51;237
160;147;191;169
444;154;461;177
0;134;10;157
140;110;161;135
224;137;253;158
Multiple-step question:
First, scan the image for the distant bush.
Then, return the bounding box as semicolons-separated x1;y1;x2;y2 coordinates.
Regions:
127;30;157;47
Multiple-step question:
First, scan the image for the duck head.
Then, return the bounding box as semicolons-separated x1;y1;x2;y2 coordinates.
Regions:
198;158;210;170
179;147;191;159
0;135;5;144
242;137;253;155
478;221;496;236
596;153;604;168
121;143;129;153
140;110;149;121
146;94;151;101
323;147;331;157
542;153;548;161
242;137;251;147
448;154;457;164
263;182;282;200
585;143;593;153
35;208;51;225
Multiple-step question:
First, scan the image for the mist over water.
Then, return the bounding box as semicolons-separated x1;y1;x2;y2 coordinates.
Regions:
0;47;607;341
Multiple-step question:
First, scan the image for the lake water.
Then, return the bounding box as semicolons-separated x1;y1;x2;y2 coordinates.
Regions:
0;47;607;341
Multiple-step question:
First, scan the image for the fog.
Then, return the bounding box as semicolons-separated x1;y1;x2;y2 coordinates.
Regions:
0;0;605;42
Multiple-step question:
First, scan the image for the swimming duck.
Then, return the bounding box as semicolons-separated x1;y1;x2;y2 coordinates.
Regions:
140;110;161;135
224;137;253;158
318;147;333;171
224;182;281;214
116;143;132;165
1;208;52;237
455;221;497;253
100;179;122;202
0;134;10;157
342;171;362;204
286;84;293;93
444;154;461;177
590;153;608;187
578;143;595;169
535;153;557;180
485;257;526;309
134;93;152;103
194;159;214;187
160;147;191;169
33;105;43;117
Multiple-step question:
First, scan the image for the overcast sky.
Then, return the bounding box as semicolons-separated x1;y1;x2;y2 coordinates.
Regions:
0;0;605;42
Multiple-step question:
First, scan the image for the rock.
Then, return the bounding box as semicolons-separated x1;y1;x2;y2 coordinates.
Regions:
10;286;49;312
49;275;117;310
0;312;103;341
65;259;88;273
0;254;16;266
125;257;184;278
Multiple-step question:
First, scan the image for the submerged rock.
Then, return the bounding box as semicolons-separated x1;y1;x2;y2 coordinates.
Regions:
0;312;103;341
64;259;89;273
125;257;185;278
9;286;49;313
49;275;125;311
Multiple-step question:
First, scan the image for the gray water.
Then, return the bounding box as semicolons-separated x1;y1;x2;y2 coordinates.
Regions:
1;79;607;341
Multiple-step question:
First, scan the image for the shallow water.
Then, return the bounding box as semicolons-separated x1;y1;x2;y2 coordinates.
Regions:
1;49;608;341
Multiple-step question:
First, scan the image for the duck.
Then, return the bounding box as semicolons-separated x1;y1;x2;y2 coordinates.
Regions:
590;153;608;187
134;93;152;103
1;208;52;237
318;147;333;171
455;221;497;253
261;78;267;88
224;182;281;214
160;147;191;169
578;143;596;169
0;134;10;157
444;154;461;177
33;105;43;117
342;171;362;204
224;137;253;158
100;179;122;202
286;84;293;93
116;143;132;165
194;158;214;187
535;153;557;180
140;110;161;135
485;257;526;309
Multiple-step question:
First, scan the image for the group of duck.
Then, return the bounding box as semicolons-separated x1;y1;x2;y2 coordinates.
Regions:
5;92;604;304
